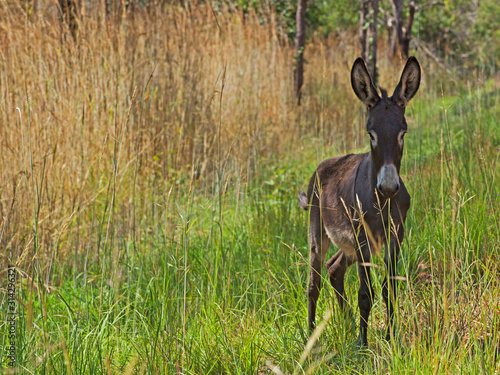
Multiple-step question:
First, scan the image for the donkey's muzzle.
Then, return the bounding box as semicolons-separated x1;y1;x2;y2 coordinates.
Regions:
377;164;400;198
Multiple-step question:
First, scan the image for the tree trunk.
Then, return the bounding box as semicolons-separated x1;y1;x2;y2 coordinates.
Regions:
390;24;397;57
359;0;378;83
369;0;379;82
294;0;308;105
359;0;368;61
388;0;416;59
401;1;416;59
389;0;403;58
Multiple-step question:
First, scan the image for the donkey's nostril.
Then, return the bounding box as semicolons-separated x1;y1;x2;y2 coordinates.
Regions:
378;182;399;198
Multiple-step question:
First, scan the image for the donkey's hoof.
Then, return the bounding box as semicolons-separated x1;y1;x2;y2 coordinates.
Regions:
356;336;368;348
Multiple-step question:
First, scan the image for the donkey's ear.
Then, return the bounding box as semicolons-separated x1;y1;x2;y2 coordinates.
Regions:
351;58;380;108
392;56;421;107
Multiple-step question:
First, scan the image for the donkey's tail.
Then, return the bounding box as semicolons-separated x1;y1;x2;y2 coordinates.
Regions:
298;191;309;211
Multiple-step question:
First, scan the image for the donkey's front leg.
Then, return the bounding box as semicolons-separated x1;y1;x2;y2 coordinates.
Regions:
382;232;403;341
356;247;374;347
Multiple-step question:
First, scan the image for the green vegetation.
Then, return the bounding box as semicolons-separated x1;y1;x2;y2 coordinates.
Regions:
226;0;500;70
0;1;498;374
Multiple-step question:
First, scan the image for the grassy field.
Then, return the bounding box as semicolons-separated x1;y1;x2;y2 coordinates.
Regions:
0;2;499;374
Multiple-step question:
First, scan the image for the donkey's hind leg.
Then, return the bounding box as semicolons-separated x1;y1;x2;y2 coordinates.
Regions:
308;201;330;333
326;250;356;311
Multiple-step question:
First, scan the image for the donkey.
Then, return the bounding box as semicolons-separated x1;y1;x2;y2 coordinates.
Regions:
298;57;421;346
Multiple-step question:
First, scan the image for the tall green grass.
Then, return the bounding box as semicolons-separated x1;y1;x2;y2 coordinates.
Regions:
0;2;499;374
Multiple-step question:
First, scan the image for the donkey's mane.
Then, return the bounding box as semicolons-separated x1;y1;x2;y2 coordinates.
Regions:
379;88;388;99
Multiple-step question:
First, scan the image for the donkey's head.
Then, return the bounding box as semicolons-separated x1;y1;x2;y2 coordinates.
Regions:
351;57;421;198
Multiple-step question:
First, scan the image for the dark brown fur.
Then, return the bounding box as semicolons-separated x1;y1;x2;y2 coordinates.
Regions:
299;57;421;346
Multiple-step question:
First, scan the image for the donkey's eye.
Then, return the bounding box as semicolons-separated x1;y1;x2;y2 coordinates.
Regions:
398;131;406;147
368;131;377;147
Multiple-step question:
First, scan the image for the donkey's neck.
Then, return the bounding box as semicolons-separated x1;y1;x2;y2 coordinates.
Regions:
354;152;385;208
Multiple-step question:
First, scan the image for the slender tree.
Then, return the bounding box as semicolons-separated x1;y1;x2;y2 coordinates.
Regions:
388;0;416;59
389;0;444;60
389;1;444;59
369;0;379;81
359;0;368;61
359;0;379;83
294;0;308;105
